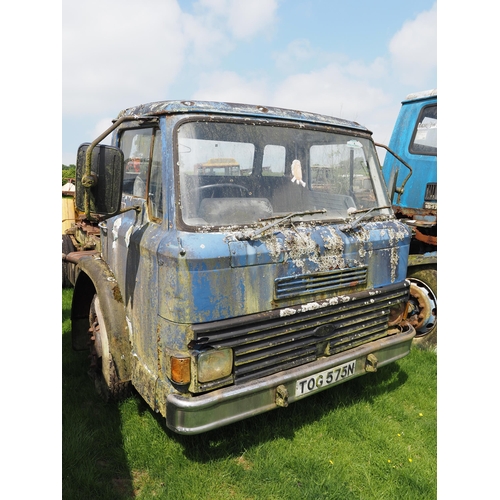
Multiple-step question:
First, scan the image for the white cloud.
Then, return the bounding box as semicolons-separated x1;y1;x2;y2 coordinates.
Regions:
191;71;269;104
181;12;233;65
190;59;394;145
273;39;319;71
196;0;278;39
270;63;391;120
196;0;228;15
225;0;278;40
389;2;437;86
63;0;188;116
63;0;279;118
345;57;387;80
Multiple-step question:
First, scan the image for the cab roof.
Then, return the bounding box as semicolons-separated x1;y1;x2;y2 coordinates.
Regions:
403;89;437;103
117;100;370;134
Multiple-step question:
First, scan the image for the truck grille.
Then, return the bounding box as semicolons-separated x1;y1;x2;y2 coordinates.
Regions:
192;282;409;385
275;267;367;300
424;182;437;201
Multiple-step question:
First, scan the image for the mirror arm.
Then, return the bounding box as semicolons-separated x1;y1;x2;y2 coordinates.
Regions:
94;205;142;223
83;114;146;220
374;142;413;205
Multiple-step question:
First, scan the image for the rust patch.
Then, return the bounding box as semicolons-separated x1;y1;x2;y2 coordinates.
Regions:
393;205;436;218
415;228;437;246
62;250;99;264
112;284;123;303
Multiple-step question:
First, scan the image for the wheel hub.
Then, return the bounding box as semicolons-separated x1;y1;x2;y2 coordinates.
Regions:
408;278;437;336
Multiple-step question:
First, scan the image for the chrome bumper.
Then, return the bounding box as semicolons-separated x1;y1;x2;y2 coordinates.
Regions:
166;325;415;434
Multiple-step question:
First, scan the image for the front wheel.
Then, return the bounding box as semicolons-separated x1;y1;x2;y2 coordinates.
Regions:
406;267;437;349
88;296;130;401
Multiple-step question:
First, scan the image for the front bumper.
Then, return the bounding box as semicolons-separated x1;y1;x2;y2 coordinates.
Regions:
166;324;415;434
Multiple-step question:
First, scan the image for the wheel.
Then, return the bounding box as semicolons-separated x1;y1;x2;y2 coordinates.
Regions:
406;267;437;349
62;234;75;288
88;296;130;401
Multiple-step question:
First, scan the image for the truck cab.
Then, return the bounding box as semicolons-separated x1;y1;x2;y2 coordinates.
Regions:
68;100;415;434
381;90;437;348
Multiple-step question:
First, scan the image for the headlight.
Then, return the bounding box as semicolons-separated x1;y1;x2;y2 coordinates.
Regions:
198;348;233;383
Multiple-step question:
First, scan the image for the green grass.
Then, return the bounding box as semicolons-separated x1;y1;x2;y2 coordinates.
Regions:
63;288;437;499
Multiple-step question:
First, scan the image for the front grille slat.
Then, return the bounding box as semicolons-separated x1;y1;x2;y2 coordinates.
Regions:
235;352;318;384
329;317;389;350
234;330;319;360
330;329;388;354
275;267;367;299
424;182;437;201
193;282;409;384
204;290;406;347
235;346;317;375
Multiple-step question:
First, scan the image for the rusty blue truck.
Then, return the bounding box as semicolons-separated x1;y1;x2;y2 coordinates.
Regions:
379;90;437;348
66;100;416;434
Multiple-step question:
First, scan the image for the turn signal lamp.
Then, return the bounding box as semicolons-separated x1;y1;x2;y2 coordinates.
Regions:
171;356;191;384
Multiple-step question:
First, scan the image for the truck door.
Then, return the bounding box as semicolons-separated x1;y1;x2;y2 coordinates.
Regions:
103;126;165;394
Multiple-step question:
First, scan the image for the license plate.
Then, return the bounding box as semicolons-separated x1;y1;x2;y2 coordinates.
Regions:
295;360;356;398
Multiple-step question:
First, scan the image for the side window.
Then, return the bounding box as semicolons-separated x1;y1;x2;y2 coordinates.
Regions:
121;128;153;197
409;104;437;156
262;145;285;176
120;127;163;221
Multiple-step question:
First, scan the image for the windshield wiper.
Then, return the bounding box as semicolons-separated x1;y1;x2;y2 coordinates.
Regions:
249;209;327;239
342;205;391;230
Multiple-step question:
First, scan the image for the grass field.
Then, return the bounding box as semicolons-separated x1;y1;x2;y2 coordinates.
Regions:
62;288;437;499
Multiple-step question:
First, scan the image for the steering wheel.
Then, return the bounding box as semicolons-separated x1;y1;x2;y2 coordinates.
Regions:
195;183;250;197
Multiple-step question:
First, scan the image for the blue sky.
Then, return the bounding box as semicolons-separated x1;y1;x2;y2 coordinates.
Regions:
62;0;437;165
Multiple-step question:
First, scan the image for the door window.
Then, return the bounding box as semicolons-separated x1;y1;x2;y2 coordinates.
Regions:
409;104;437;155
120;128;163;221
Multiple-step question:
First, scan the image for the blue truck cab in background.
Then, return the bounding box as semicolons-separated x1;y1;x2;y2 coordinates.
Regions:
381;90;437;348
67;100;415;434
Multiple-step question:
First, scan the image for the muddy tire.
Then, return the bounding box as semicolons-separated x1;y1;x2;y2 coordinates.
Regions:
62;234;75;288
88;295;130;401
407;267;437;350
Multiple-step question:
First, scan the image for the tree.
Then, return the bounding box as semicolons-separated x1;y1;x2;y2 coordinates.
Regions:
62;164;76;186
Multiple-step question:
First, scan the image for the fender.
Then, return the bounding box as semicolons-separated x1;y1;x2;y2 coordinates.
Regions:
71;252;132;382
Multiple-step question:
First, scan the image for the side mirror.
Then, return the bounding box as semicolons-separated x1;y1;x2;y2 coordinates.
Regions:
75;143;124;217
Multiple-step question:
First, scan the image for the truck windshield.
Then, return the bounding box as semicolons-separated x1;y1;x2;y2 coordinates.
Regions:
177;120;390;227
